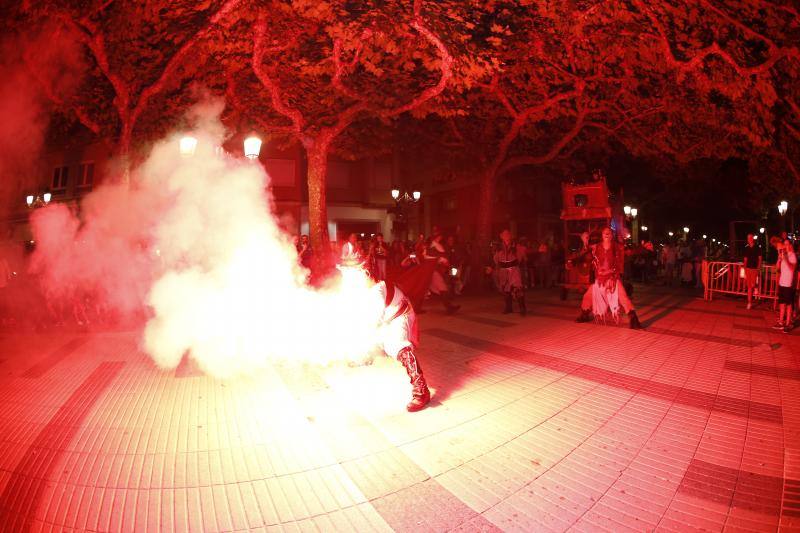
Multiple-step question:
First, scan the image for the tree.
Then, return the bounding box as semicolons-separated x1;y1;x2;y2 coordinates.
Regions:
402;0;799;246
208;0;462;264
20;0;244;182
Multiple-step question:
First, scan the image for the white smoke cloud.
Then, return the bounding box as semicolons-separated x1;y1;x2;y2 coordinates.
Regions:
32;101;387;378
139;106;385;377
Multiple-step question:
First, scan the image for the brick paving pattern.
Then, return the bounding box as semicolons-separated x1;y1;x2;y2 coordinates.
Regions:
0;286;798;531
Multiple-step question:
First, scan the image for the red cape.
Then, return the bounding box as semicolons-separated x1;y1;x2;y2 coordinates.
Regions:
392;260;437;311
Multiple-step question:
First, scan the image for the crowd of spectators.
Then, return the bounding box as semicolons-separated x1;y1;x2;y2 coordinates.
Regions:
0;242;123;331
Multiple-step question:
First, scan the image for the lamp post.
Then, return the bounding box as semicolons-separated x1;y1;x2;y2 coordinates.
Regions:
390;189;421;240
623;205;638;242
779;200;789;233
26;192;51;209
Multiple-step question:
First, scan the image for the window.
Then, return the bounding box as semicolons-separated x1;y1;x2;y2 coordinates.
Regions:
52;166;69;190
327;162;350;189
78;162;95;188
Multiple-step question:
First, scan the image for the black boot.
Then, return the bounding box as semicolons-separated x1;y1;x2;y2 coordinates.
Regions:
503;294;513;314
629;310;643;329
576;308;592;323
517;295;527;316
397;348;430;412
441;293;460;314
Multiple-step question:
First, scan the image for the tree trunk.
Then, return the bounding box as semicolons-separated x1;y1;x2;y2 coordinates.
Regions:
118;121;133;187
305;140;332;272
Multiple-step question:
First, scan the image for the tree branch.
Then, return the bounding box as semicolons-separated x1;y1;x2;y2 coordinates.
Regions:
332;36;366;102
634;0;799;81
497;106;589;176
131;0;244;127
382;0;454;117
252;17;305;137
225;71;295;135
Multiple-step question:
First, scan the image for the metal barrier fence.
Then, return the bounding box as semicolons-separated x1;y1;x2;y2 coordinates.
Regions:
703;260;781;305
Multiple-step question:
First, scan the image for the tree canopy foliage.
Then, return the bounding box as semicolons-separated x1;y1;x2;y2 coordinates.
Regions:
9;0;800;243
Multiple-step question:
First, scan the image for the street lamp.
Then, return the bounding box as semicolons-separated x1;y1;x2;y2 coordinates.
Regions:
668;231;674;237
392;189;420;203
244;136;262;159
683;226;690;234
641;225;648;231
179;136;198;157
390;189;421;240
630;208;638;218
759;227;765;234
26;192;51;208
702;234;707;239
623;205;631;216
779;201;788;216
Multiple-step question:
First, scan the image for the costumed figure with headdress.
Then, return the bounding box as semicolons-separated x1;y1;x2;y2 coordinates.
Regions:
575;226;643;329
423;232;460;314
488;229;526;315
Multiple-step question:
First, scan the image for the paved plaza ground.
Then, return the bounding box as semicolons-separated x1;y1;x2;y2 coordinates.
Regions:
0;285;799;532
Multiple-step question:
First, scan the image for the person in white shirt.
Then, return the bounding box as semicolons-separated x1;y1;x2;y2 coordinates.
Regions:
775;238;797;333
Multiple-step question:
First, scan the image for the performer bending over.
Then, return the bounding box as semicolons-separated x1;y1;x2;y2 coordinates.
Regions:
373;279;431;411
575;226;643;329
338;256;431;411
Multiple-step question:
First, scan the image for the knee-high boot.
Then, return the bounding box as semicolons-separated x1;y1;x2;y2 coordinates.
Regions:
397;347;431;412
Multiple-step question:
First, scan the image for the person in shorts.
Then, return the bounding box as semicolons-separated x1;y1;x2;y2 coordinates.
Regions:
742;233;761;309
775;238;796;333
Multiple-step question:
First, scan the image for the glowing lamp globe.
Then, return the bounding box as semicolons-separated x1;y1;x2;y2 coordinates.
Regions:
759;227;765;234
702;234;707;239
668;231;674;237
43;192;51;204
412;191;421;201
623;205;631;216
779;201;788;215
683;227;690;234
179;136;198;157
641;225;648;231
244;136;262;159
26;195;33;207
630;208;638;218
391;189;400;200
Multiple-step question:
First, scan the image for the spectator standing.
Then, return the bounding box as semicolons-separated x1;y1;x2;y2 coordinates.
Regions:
535;241;551;288
692;238;707;288
370;233;388;281
741;233;761;309
341;233;363;263
774;239;796;332
662;242;677;286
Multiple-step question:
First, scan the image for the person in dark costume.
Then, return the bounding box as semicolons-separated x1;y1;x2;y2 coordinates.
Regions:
488;229;526;315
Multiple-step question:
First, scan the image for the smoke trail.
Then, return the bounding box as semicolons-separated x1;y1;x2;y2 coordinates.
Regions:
31;102;386;378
